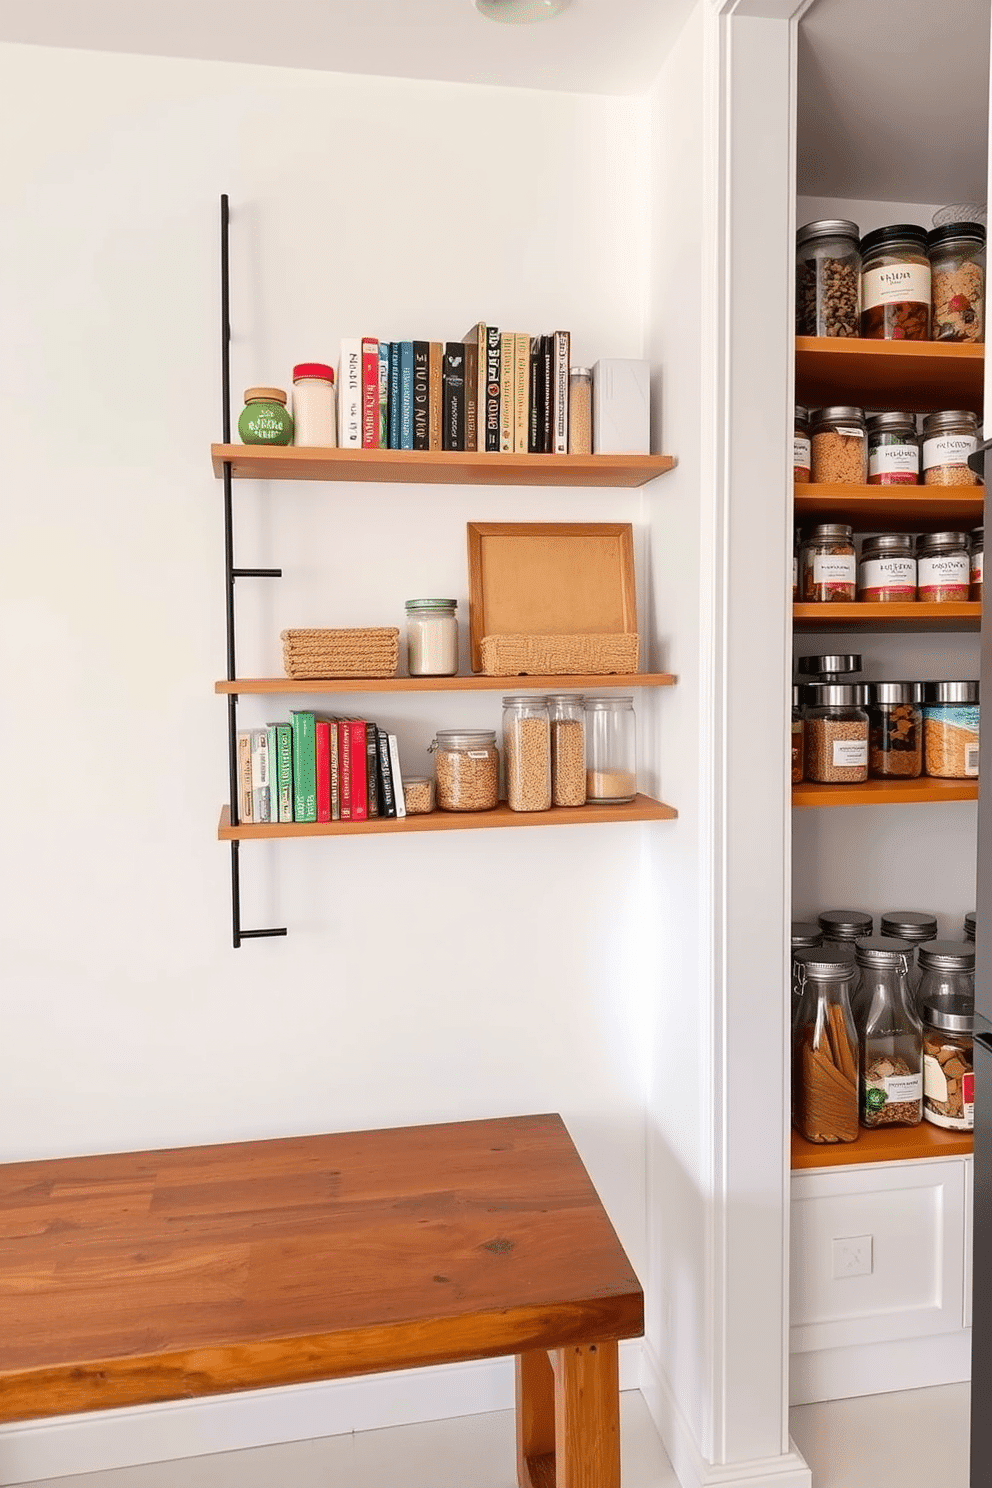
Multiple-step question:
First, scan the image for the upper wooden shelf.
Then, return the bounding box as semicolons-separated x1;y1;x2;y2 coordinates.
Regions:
793;601;980;632
793;777;978;809
795;336;984;413
792;1123;972;1170
211;445;676;488
218;797;677;839
216;672;676;695
794;483;985;530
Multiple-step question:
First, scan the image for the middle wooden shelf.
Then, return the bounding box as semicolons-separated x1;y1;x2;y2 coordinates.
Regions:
794;483;985;530
794;601;980;632
217;673;676;695
793;777;978;809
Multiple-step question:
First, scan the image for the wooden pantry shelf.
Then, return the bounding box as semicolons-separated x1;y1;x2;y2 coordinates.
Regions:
795;336;984;414
211;445;676;488
791;1123;973;1170
215;672;676;695
218;796;677;839
793;777;978;809
794;483;985;530
793;601;980;632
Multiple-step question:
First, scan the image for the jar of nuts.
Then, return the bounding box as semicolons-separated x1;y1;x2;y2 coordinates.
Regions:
803;683;869;784
922;996;974;1131
800;523;857;602
928;220;985;343
860;224;931;340
916;531;970;600
584;696;637;804
867;681;922;779
922;411;981;486
502;696;552;812
866;411;919;485
809;409;867;485
922;680;980;778
546;694;586;807
795;219;861;338
432;729;499;812
858;533;916;601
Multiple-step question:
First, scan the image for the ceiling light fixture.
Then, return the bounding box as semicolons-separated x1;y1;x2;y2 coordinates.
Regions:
474;0;571;23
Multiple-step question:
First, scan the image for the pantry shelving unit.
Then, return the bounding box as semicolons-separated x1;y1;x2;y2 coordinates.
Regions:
794;601;980;631
795;335;984;412
791;1123;973;1170
794;483;984;529
218;796;677;840
793;777;979;809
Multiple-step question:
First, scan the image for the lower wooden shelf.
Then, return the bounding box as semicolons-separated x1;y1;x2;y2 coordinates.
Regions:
792;1123;973;1170
218;795;677;839
793;777;979;808
794;601;980;632
215;673;676;695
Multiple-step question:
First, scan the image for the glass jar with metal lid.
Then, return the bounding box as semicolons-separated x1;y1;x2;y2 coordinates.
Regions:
800;524;857;602
797;654;862;683
860;224;931;339
791;685;804;784
917;940;976;1009
858;535;916;602
794;407;811;482
809;411;867;485
584;696;636;804
965;911;977;942
854;936;923;1128
851;933;914;1025
502;696;552;812
971;526;983;600
431;729;499;812
922;997;975;1130
868;681;922;778
545;694;586;807
792;945;859;1144
916;531;970;599
405;599;459;677
922;680;980;778
791;922;823;1005
803;682;868;783
922;412;981;486
866;412;919;486
880;910;937;996
928;220;985;343
819;909;873;944
796;219;861;337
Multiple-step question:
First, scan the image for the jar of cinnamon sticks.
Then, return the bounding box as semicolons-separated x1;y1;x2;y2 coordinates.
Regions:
793;946;860;1144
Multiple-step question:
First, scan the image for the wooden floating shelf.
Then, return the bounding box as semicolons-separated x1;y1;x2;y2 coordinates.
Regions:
793;777;978;809
218;796;677;840
216;672;677;696
793;601;980;632
795;336;984;414
794;483;985;530
211;444;676;488
792;1123;973;1170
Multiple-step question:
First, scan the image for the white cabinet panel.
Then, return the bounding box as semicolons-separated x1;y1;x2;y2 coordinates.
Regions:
965;1155;973;1329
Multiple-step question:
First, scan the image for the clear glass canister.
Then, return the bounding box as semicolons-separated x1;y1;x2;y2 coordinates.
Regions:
803;683;869;783
819;908;873;945
809;410;867;485
792;685;804;783
405;599;459;677
568;368;592;455
794;406;811;483
546;694;586;807
928;220;985;343
584;696;637;803
923;997;975;1130
868;681;922;778
402;776;435;815
792;946;860;1144
880;910;937;998
917;940;976;1011
502;696;551;812
291;362;336;447
854;937;923;1127
971;526;984;600
432;729;499;812
923;680;980;778
791;921;823;1005
795;219;861;338
965;911;977;942
858;534;916;601
800;523;857;602
922;411;981;486
860;223;931;339
237;386;293;445
916;531;971;598
866;411;919;485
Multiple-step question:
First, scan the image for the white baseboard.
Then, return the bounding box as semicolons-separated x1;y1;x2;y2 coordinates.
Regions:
789;1329;972;1406
0;1341;642;1484
639;1344;812;1488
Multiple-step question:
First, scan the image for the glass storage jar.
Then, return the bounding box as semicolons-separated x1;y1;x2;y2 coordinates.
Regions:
792;946;860;1144
854;936;923;1127
502;696;551;812
851;933;914;1027
238;386;293;445
584;696;637;804
794;406;811;482
858;534;916;601
792;685;804;783
796;654;862;684
432;729;499;812
868;681;923;778
402;776;435;815
795;219;861;337
803;683;869;783
965;911;977;941
922;680;980;778
546;694;586;807
819;909;873;945
916;531;970;599
809;410;867;485
291;362;336;446
917;940;976;1011
792;921;824;1006
860;223;931;339
922;411;981;486
568;368;592;454
800;524;857;602
928;220;985;343
866;411;920;485
405;599;459;677
880;910;937;997
971;526;984;600
922;997;975;1130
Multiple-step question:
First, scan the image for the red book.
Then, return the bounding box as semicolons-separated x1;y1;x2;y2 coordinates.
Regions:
361;339;379;449
315;720;331;822
349;720;368;822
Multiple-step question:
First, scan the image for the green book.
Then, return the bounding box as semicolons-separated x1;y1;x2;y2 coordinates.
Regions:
269;721;293;823
290;711;317;822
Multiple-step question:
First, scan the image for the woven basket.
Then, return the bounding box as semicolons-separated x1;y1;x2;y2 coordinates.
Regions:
281;627;400;680
479;633;639;677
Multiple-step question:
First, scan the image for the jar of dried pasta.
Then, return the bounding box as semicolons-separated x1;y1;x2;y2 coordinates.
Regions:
800;524;857;602
432;730;499;812
922;996;974;1131
922;411;981;486
922;680;980;779
794;407;811;482
868;681;922;779
502;696;552;812
971;526;983;600
916;531;970;600
792;946;859;1143
810;408;867;485
860;224;931;339
803;683;869;784
866;411;919;485
928;221;985;343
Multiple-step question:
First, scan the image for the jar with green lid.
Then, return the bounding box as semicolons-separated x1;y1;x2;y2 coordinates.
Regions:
795;220;861;337
854;936;923;1128
923;680;979;778
928;220;985;343
866;411;919;485
809;410;867;485
860;224;931;339
238;386;294;445
922;412;981;486
923;997;974;1130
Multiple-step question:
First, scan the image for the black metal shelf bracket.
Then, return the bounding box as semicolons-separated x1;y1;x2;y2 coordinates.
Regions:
221;192;288;950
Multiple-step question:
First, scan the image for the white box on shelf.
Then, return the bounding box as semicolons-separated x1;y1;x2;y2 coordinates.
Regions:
592;358;650;454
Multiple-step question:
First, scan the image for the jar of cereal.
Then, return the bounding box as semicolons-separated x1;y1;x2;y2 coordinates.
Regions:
928;221;985;343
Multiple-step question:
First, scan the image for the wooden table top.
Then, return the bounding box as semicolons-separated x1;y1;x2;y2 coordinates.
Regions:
0;1113;643;1424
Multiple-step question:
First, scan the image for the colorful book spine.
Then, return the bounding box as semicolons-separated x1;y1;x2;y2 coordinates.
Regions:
366;726;380;818
338;339;362;448
291;710;317;822
499;331;514;453
513;332;530;453
528;339;542;453
376;725;397;818
339;719;353;820
399;341;414;450
463;336;479;452
552;330;570;454
237;730;253;823
250;728;271;824
387;734;406;818
443;341;465;451
388;341;401;449
428;341;443;452
272;721;293;822
349;720;368;822
484;326;501;452
540;334;554;452
361;338;379;449
412;341;430;451
315;719;331;822
330;721;341;821
378;343;390;449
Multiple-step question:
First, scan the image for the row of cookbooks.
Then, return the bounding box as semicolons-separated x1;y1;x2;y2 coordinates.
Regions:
237;713;409;824
338;325;571;453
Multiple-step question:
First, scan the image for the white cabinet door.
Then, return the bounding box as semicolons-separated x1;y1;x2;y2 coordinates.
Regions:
965;1155;974;1329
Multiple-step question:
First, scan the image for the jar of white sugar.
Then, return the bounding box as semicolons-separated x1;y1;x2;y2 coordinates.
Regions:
405;599;459;677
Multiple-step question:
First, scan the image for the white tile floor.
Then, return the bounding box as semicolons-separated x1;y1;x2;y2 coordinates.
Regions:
17;1382;973;1488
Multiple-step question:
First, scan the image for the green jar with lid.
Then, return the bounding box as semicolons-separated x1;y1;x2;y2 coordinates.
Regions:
238;386;294;445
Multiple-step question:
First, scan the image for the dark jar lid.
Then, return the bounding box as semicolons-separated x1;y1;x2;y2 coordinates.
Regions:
819;909;873;940
869;681;923;706
918;940;976;972
794;945;857;978
792;921;823;949
922;680;980;705
860;223;929;255
880;911;937;940
854;935;914;967
922;995;975;1033
927;221;986;250
796;219;860;249
795;404;810;425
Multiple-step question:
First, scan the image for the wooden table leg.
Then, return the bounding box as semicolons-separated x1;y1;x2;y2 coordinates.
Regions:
552;1340;620;1488
516;1348;557;1488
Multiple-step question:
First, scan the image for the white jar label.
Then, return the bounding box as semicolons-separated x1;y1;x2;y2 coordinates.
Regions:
872;1072;923;1103
834;426;864;439
918;552;969;593
863;262;930;310
794;435;811;470
972;551;984;585
868;442;918;480
813;554;856;585
923;433;977;470
832;738;868;767
966;742;981;775
859;556;916;596
924;1054;949;1104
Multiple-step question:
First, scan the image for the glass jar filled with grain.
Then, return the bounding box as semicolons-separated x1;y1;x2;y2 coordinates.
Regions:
918;940;976;1011
792;946;860;1144
803;683;869;784
916;531;970;600
819;909;873;945
866;411;919;485
795;220;861;338
584;696;637;804
860;224;931;340
432;729;499;812
971;526;984;600
922;411;981;486
858;534;916;601
922;680;980;778
792;685;804;783
854;937;923;1128
868;681;923;779
809;408;867;485
568;368;592;455
502;696;552;812
794;406;811;482
545;694;586;807
928;221;985;343
922;997;974;1131
800;523;857;602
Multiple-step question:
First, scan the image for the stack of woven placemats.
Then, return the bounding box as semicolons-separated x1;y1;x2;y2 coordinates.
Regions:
281;627;400;679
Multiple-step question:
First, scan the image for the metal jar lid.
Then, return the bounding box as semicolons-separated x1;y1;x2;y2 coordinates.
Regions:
860;223;929;255
965;911;977;936
810;409;864;433
861;534;915;560
972;526;984;544
819;909;873;939
927;221;986;250
796;219;860;249
806;523;855;543
922;680;980;704
794;945;857;978
922;410;979;437
805;683;868;708
854;935;914;967
433;729;496;749
866;411;918;436
792;685;802;708
797;654;862;678
795;404;809;424
405;598;457;611
916;530;968;555
918;940;976;972
922;995;975;1033
880;911;937;941
792;920;823;949
869;681;923;705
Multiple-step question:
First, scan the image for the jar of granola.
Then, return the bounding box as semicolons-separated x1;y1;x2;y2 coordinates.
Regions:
860;224;931;340
922;411;981;486
810;408;867;485
795;220;861;338
928;221;985;343
794;407;811;482
922;680;980;778
922;997;974;1130
868;681;922;779
866;411;919;485
971;526;983;600
855;937;923;1128
858;534;916;601
801;523;857;602
916;531;970;600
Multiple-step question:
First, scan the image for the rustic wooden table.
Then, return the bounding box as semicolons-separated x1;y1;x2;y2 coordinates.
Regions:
0;1113;643;1488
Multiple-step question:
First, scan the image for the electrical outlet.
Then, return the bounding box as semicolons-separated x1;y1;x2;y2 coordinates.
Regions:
831;1234;873;1279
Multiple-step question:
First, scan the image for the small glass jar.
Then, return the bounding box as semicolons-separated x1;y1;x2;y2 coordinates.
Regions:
237;386;293;445
568;368;592;455
291;362;336;447
794;407;811;483
809;410;867;485
791;685;804;783
792;946;860;1144
502;696;552;812
795;220;861;338
801;523;857;602
405;599;459;677
918;941;976;1019
970;526;984;600
880;910;938;998
965;911;977;942
923;997;975;1131
792;921;824;1005
432;729;499;812
928;221;986;343
546;694;586;807
803;683;869;783
868;681;922;779
584;696;637;804
402;776;435;815
819;909;873;945
854;937;923;1128
796;654;863;684
866;411;919;485
860;224;931;340
916;531;971;599
858;534;916;602
922;411;981;487
923;680;980;778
